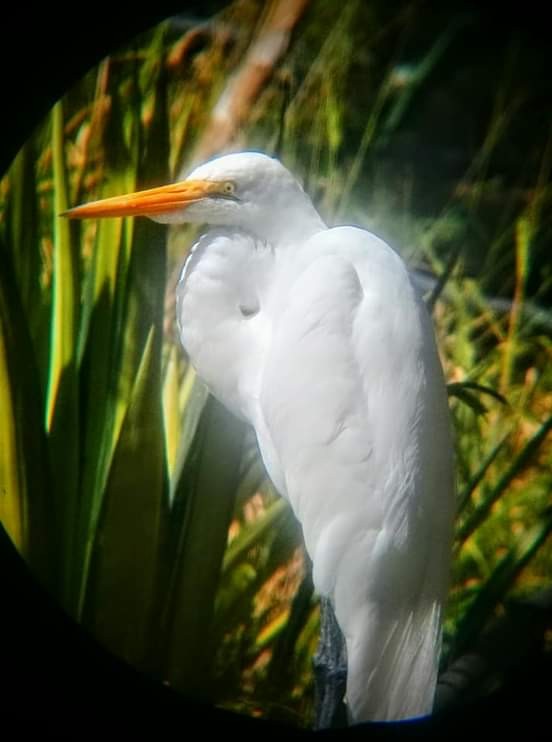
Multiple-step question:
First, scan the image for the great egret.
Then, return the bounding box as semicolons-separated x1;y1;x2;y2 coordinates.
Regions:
66;151;455;724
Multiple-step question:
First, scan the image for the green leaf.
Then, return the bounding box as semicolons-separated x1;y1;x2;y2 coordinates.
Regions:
45;101;80;610
380;16;468;143
45;101;79;429
114;217;167;441
82;327;167;666
448;381;508;407
162;396;246;698
0;269;25;552
425;243;462;312
456;433;510;514
448;386;488;416
77;214;168;622
456;414;552;545
74;58;169;603
2;141;46;359
162;344;182;478
113;39;169;440
76;34;171;638
500;215;532;390
0;241;55;589
452;505;552;658
76;102;138;616
169;368;209;503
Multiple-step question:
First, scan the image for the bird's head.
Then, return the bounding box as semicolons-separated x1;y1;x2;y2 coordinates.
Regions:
65;151;325;244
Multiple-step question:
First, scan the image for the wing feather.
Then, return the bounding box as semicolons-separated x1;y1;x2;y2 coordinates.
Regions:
254;226;454;721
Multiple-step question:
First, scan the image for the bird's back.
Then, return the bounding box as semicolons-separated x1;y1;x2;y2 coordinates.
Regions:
254;226;455;722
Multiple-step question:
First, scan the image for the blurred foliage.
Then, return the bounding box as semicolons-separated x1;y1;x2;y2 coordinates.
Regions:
0;0;551;728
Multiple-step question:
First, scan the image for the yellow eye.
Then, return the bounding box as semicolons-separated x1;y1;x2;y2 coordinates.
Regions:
222;181;236;195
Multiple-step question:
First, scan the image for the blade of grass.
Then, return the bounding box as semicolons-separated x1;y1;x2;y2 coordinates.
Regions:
452;505;552;658
448;381;508;406
162;396;246;698
45;101;78;429
45;100;80;610
169;368;209;503
448;386;488;416
162;344;181;478
112;32;169;444
379;16;469;145
500;215;531;393
456;414;552;546
425;243;462;312
0;271;25;551
457;433;511;514
82;327;167;665
75;192;130;618
3;142;43;344
0;241;55;589
75;63;142;617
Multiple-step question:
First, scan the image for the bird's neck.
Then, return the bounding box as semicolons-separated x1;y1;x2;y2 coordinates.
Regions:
248;191;326;247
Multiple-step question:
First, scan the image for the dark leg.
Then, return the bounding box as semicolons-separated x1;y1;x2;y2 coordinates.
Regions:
313;596;348;729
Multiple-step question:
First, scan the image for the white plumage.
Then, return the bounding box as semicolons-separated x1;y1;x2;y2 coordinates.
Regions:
68;151;455;723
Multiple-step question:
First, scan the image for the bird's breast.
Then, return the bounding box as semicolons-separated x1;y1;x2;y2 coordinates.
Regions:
176;228;276;422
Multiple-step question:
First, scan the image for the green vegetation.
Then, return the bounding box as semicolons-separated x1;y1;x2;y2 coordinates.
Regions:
1;0;550;727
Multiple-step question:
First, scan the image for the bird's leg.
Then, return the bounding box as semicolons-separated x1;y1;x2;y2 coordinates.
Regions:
313;596;348;729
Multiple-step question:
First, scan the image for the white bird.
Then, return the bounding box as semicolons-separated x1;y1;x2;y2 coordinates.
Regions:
66;151;455;724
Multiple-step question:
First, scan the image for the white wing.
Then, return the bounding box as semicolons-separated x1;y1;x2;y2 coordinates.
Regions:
254;226;455;721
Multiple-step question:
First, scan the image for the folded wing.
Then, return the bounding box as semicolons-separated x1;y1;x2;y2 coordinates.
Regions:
255;226;454;721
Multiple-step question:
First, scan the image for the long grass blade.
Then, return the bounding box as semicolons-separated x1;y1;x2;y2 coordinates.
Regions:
162;396;246;698
162;344;182;478
75;187;129;617
379;16;469;145
82;327;166;665
456;433;510;514
452;505;552;658
447;385;488;416
448;381;508;407
75;65;142;617
169;369;209;502
425;243;462;312
500;216;531;392
0;242;54;588
2;142;44;349
456;414;552;546
45;100;80;610
113;34;169;441
45;101;78;430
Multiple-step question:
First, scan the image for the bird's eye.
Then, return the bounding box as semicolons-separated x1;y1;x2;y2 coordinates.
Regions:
222;181;236;196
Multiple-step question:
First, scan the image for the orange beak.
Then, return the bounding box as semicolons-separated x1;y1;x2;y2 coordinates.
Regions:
63;179;226;219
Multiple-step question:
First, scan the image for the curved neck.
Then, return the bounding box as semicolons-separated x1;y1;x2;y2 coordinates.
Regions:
254;195;326;246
